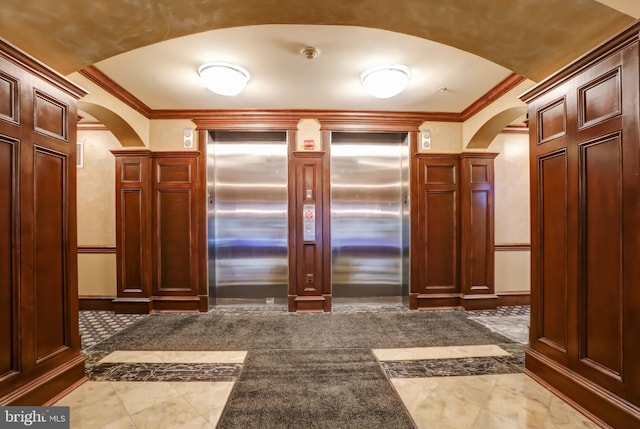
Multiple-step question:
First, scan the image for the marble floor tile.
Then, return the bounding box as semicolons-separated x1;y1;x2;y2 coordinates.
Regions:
54;380;235;429
373;344;510;361
98;350;247;364
391;374;601;429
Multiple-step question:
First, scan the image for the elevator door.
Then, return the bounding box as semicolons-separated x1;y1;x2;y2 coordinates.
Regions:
330;132;409;300
207;131;288;304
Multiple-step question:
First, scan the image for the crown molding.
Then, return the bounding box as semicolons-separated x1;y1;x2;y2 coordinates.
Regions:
78;66;524;124
461;73;526;120
78;66;153;117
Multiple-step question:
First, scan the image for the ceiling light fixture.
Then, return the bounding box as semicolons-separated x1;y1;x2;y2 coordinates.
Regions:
198;62;250;96
360;64;411;98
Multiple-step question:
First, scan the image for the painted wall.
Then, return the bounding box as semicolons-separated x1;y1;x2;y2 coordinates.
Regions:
76;128;121;296
489;132;531;293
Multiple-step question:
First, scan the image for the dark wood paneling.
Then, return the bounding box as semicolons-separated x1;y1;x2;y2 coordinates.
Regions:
152;154;198;300
155;190;193;291
460;154;497;310
33;147;68;362
112;151;152;312
0;42;86;406
578;69;621;129
0;136;17;380
579;134;622;379
0;71;19;124
78;296;114;311
522;22;640;426
33;90;67;141
289;151;329;312
412;155;460;309
537;98;567;144
121;190;144;293
538;150;568;353
423;191;457;292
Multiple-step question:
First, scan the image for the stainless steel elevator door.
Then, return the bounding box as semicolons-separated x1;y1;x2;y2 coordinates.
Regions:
330;132;409;299
207;131;288;303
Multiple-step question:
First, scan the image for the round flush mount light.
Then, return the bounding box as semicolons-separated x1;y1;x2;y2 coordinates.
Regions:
360;64;411;99
198;62;251;96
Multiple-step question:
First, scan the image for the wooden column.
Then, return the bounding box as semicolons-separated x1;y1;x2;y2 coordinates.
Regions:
521;22;640;428
459;153;498;310
288;151;330;312
112;150;204;313
0;39;86;405
112;150;153;313
151;152;203;312
411;154;461;309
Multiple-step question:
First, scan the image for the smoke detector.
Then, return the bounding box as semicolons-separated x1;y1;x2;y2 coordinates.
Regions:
301;47;320;60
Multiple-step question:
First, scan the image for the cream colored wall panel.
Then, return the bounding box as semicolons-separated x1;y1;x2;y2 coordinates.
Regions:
149;119;198;151
78;253;117;296
495;251;530;292
418;121;462;153
490;133;530;244
77;130;120;246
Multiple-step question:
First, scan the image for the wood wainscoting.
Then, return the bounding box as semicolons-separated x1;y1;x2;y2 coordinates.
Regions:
0;39;87;405
521;22;640;428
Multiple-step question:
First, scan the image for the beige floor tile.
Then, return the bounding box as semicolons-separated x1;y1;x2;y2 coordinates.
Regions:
111;381;183;416
54;381;120;409
473;409;539;429
98;350;247;364
170;381;235;425
545;395;600;428
130;397;214;429
374;344;510;361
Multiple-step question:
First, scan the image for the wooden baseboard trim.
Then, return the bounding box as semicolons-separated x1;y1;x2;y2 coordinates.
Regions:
1;354;87;406
525;347;640;428
497;291;530;306
461;294;499;310
410;293;462;310
79;295;115;311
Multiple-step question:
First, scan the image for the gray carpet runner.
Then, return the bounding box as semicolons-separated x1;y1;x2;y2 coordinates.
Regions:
216;349;417;429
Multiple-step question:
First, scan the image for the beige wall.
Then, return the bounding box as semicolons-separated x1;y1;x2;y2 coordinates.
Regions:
488;131;531;293
76;129;121;296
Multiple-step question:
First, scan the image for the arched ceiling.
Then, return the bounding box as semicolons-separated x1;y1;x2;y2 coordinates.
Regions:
0;0;635;79
0;1;637;113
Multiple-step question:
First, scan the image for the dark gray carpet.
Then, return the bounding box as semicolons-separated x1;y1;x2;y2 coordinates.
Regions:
216;349;417;429
90;310;512;429
92;310;512;351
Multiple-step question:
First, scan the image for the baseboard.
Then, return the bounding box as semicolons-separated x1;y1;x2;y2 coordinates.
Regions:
525;347;640;429
78;295;115;311
410;293;462;310
497;291;530;306
1;354;87;406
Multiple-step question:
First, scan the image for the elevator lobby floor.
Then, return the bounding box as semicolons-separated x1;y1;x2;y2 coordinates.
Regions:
57;306;599;428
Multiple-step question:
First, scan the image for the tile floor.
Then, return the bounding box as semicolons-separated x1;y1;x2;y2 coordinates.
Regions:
58;306;600;428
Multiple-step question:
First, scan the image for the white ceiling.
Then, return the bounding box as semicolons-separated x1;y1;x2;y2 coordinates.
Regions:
92;24;514;113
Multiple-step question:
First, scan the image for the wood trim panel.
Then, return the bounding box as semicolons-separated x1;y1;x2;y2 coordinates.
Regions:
111;151;152;312
0;135;18;382
78;296;115;311
460;153;498;310
495;243;531;251
289;151;328;312
497;291;531;307
151;153;199;298
0;70;19;125
523;21;640;426
0;42;85;406
77;246;117;254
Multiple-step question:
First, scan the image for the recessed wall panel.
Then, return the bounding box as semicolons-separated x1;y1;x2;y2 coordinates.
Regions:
579;69;621;129
157;190;192;290
539;150;568;352
580;135;622;376
33;147;68;361
34;90;68;141
537;98;567;144
424;191;457;290
0;72;18;124
0;137;17;377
